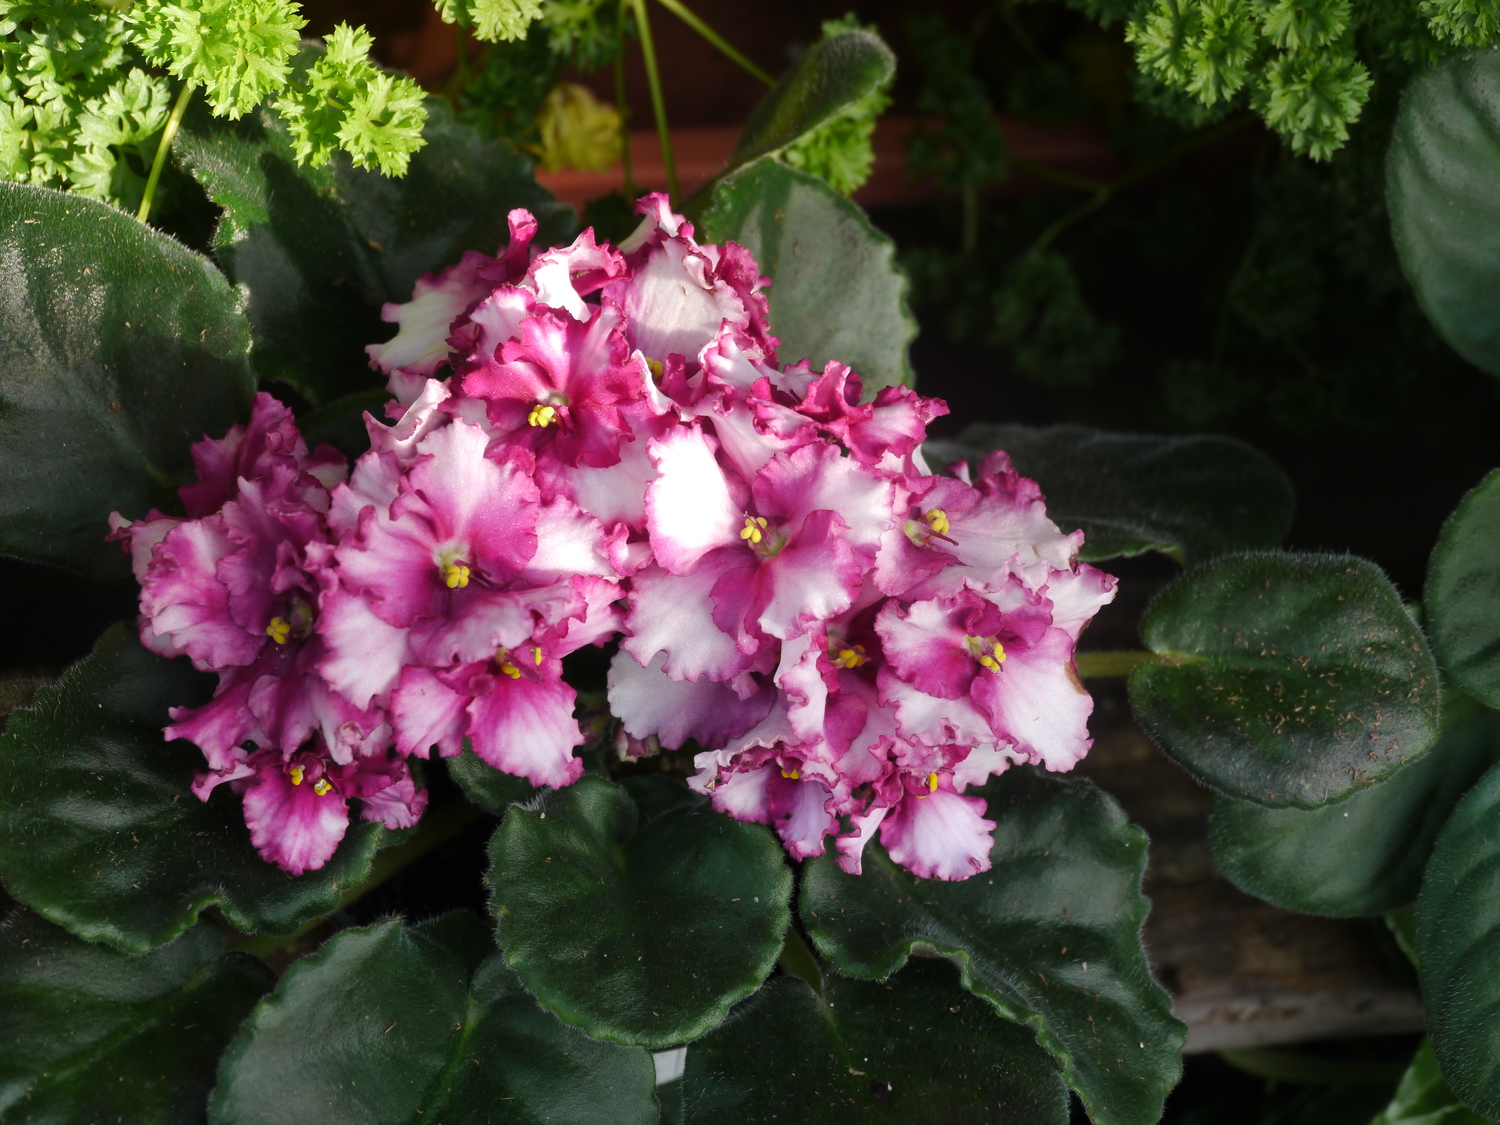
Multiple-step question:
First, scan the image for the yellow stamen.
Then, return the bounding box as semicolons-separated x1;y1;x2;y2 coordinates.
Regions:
781;767;800;780
312;777;333;796
740;515;767;544
532;645;544;665
289;765;304;786
528;404;558;428
924;509;950;535
645;357;664;380
499;661;521;679
992;641;1006;663
443;562;471;589
266;616;291;645
834;645;868;669
928;772;939;794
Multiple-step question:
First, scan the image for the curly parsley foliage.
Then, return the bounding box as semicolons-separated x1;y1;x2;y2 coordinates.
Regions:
1120;0;1500;159
781;15;893;197
0;0;427;212
435;0;546;42
278;26;427;175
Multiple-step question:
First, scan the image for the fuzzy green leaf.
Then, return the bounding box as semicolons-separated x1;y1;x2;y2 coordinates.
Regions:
696;159;916;394
682;961;1070;1125
489;775;791;1048
1388;46;1500;380
0;909;272;1124
0;625;394;952
1210;694;1500;915
802;768;1184;1125
1417;760;1500;1119
727;27;895;176
1131;552;1442;808
211;912;657;1125
174;94;569;404
0;181;254;580
447;744;537;816
923;424;1295;564
1370;1039;1491;1125
1426;469;1500;708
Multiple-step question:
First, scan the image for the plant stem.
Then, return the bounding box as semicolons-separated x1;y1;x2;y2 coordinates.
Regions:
616;1;636;196
961;184;980;256
631;0;678;202
231;800;486;960
1074;651;1159;678
137;81;194;225
652;0;773;86
1027;112;1256;254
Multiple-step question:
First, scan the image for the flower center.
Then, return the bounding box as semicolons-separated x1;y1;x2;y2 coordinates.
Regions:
265;598;314;645
528;404;558;428
289;764;335;796
740;515;787;557
903;508;953;547
915;771;939;799
443;562;471;589
831;642;868;669
965;635;1007;672
495;645;544;679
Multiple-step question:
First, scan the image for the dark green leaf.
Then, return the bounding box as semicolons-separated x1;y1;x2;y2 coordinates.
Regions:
175;96;570;405
1388;46;1500;379
727;29;896;173
1131;552;1442;808
1210;695;1500;915
1427;469;1500;709
801;768;1183;1125
489;774;791;1048
211;912;657;1125
682;960;1070;1125
0;625;392;952
0;908;271;1124
1417;759;1500;1120
1370;1039;1490;1125
447;743;538;817
696;159;916;394
0;183;255;581
923;424;1295;565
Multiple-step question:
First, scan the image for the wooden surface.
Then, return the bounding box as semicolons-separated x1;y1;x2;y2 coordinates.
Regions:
1077;688;1424;1053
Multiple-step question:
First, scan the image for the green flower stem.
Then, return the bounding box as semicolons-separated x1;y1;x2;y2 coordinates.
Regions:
776;927;824;993
631;0;677;201
1030;112;1255;254
617;0;636;196
136;80;194;225
231;799;486;960
1074;651;1160;678
652;0;773;86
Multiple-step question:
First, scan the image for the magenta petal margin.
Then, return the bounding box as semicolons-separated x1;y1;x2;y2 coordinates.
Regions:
108;194;1114;879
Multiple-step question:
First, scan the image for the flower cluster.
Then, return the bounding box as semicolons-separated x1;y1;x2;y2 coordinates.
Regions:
111;194;1114;880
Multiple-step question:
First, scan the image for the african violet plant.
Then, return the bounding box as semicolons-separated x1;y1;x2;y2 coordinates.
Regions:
2;7;1500;1125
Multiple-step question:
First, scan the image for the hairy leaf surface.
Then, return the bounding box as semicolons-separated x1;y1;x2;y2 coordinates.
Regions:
211;912;656;1125
727;28;895;172
1427;468;1500;708
0;910;271;1124
0;625;392;951
1389;46;1500;379
0;183;254;580
1211;695;1500;914
696;159;916;394
489;775;791;1047
923;424;1295;564
1417;760;1500;1120
682;961;1070;1124
801;768;1183;1125
1131;553;1441;807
